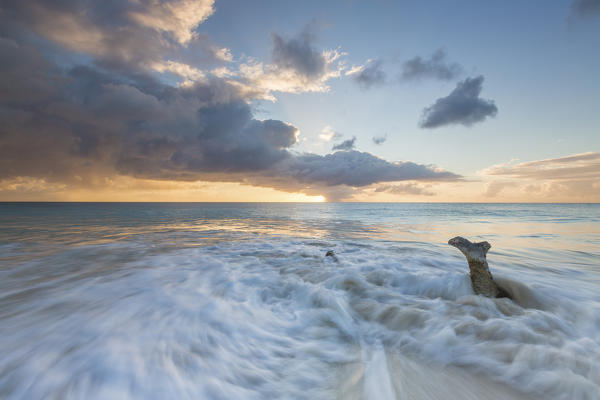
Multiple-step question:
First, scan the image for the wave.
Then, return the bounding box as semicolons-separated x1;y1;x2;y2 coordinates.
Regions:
0;236;598;399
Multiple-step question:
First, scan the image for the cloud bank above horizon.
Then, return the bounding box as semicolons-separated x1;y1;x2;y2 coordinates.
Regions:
479;152;600;202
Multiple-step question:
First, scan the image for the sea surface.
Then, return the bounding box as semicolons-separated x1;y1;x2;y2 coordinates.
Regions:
0;202;599;400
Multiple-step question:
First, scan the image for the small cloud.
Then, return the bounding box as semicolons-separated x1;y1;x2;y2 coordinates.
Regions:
271;28;326;79
420;75;498;128
214;47;233;62
401;49;463;82
372;135;387;145
345;65;364;76
319;125;342;142
234;27;345;98
236;49;344;98
347;59;386;89
332;136;356;151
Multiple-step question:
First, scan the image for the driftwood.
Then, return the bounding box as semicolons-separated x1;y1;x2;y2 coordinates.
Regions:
448;236;510;299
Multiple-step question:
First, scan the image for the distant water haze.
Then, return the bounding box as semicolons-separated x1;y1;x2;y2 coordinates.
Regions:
0;203;599;399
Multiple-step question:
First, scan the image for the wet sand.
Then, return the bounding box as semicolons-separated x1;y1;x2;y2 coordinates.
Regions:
337;350;534;400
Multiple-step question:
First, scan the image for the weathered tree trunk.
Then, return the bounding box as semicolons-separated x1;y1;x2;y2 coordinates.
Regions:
448;236;509;299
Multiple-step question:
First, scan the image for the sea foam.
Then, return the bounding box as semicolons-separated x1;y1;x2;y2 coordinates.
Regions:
1;235;598;399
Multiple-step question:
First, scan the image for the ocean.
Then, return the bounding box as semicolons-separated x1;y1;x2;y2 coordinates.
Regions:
0;203;598;399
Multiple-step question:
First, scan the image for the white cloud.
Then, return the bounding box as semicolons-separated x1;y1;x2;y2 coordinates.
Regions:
151;60;205;86
345;65;364;76
129;0;215;45
319;126;341;142
236;49;345;97
214;47;233;62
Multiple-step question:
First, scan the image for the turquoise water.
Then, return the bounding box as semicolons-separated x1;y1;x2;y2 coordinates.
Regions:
0;203;599;399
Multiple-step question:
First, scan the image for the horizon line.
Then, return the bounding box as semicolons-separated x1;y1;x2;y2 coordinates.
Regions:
1;201;598;205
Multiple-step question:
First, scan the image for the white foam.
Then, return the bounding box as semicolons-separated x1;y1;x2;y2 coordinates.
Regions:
0;237;599;399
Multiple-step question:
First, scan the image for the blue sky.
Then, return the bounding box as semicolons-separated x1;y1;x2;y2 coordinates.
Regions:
203;0;600;174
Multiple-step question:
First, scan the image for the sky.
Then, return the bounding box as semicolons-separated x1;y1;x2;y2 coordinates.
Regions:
0;0;598;202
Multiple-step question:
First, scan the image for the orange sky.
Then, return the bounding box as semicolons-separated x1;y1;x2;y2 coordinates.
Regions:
1;156;599;203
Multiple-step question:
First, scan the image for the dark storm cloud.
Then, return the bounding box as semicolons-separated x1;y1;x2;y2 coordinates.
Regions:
0;34;293;182
571;0;600;18
271;28;327;78
372;135;387;145
0;1;460;200
401;49;463;82
352;60;386;88
420;76;498;128
332;137;356;151
280;151;458;187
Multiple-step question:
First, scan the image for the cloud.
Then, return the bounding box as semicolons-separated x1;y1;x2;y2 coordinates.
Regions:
177;34;234;65
481;152;600;180
151;60;206;86
1;1;343;98
232;26;346;98
332;137;356;151
277;151;458;187
319;126;342;142
272;28;326;78
0;45;457;200
479;152;600;201
0;0;215;70
0;1;460;201
570;0;600;19
372;135;387;145
347;59;386;88
236;47;344;98
128;0;215;45
420;76;498;128
374;183;435;196
401;49;463;81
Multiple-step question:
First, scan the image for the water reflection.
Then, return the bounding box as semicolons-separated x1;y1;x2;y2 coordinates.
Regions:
1;203;598;262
